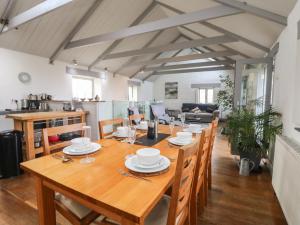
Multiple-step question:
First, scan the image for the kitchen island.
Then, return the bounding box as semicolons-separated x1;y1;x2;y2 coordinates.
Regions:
6;111;87;160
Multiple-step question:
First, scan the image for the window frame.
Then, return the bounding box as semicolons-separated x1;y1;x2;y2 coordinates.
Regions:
72;75;95;99
128;85;138;102
198;88;215;104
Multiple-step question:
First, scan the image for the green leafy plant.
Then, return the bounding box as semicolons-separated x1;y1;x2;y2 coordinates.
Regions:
226;106;282;159
217;74;234;111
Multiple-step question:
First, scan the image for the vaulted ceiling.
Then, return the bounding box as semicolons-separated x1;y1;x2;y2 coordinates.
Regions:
0;0;297;81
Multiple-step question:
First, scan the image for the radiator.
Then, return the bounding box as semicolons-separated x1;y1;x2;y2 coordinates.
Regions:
272;135;300;225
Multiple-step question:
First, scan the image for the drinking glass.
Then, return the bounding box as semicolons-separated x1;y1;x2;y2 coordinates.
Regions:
180;113;186;127
80;126;95;164
125;126;136;159
169;117;175;135
128;126;136;144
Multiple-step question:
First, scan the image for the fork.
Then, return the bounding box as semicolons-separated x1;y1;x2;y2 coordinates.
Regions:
117;169;152;182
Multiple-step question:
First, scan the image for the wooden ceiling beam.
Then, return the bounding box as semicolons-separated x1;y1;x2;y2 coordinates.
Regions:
65;5;242;49
103;35;237;60
127;50;237;67
1;0;72;33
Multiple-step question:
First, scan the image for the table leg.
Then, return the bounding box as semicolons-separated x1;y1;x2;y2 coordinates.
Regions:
35;177;56;225
24;121;35;160
14;120;23;131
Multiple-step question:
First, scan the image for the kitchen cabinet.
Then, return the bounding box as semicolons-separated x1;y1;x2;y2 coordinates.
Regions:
6;111;87;160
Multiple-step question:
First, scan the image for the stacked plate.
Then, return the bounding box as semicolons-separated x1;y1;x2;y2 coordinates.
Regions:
125;148;170;173
183;124;207;134
63;137;101;156
113;126;129;138
168;132;193;146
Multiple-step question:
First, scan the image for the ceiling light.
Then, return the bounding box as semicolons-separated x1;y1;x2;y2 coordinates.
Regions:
72;59;78;66
100;67;108;80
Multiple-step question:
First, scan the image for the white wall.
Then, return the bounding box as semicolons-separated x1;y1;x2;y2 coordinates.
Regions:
273;0;300;142
0;48;72;110
152;70;233;110
0;48;154;110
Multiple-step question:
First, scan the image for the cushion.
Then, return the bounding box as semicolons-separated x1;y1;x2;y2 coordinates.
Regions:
190;107;201;113
55;193;92;219
103;195;183;225
206;107;214;113
151;104;166;118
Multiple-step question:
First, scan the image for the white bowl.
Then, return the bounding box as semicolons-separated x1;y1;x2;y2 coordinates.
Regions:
117;126;129;137
176;132;192;141
71;137;91;150
136;148;161;165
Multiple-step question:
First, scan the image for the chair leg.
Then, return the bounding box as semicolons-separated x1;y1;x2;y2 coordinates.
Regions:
204;173;208;206
190;194;198;225
208;161;212;190
198;185;205;215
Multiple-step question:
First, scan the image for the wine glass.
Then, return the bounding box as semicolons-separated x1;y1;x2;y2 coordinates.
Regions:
169;117;175;135
180;113;186;127
125;126;136;159
80;126;95;164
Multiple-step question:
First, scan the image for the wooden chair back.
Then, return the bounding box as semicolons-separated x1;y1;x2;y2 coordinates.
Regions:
98;118;124;139
42;123;86;155
190;127;212;225
207;118;219;189
167;139;200;225
128;114;144;125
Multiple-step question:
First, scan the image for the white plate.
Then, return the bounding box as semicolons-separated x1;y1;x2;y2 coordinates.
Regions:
136;125;148;130
183;127;203;134
134;156;164;169
112;132;128;138
125;155;170;173
63;143;101;156
168;137;193;146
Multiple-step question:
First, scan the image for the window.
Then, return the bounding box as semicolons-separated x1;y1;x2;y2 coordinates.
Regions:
128;85;138;102
198;88;214;104
72;76;94;99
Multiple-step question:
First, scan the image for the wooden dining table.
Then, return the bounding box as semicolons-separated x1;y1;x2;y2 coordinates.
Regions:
21;125;183;225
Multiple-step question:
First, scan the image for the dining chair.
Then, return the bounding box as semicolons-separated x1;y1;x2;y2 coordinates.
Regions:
207;118;219;191
42;123;86;155
99;139;200;225
190;127;212;225
128;114;145;125
98;118;124;139
42;123;102;225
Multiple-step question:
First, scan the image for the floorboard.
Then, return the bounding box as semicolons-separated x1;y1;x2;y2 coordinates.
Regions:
0;134;286;225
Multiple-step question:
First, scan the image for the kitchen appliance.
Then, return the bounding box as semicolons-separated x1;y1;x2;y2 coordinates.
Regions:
41;93;47;100
39;102;49;111
28;94;38;101
21;99;29;110
63;102;75;111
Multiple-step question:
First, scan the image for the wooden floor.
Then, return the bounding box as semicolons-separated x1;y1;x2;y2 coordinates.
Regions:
0;135;286;225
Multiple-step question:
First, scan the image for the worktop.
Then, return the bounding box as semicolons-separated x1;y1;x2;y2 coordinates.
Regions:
6;111;87;121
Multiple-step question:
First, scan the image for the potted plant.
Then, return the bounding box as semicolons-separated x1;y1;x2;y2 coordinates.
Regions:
226;106;282;171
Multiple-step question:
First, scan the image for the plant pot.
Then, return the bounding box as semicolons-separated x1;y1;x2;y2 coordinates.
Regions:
239;150;262;172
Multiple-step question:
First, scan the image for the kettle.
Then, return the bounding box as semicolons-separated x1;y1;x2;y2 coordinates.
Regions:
239;158;255;176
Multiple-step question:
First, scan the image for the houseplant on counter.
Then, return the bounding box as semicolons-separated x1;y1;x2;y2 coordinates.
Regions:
226;106;282;172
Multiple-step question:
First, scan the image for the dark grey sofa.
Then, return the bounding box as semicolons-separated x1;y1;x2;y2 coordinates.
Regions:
181;103;219;123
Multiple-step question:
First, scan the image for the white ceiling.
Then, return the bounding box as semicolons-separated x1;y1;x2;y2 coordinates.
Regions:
0;0;297;79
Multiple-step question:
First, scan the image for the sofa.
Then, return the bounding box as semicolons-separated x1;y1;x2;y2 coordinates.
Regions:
181;103;219;123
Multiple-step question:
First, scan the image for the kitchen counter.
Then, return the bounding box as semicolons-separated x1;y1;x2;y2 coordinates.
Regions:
6;111;87;121
8;111;87;160
0;109;49;116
